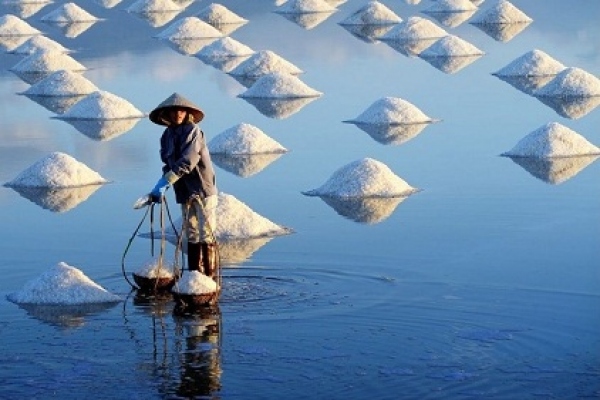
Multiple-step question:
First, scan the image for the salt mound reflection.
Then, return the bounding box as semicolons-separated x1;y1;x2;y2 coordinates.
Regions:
9;35;70;55
471;21;530;42
506;155;599;185
278;10;335;30
349;122;431;146
422;10;476;28
240;96;319;119
8;184;102;212
15;302;119;329
320;195;408;224
218;237;273;266
60;117;143;141
23;93;86;114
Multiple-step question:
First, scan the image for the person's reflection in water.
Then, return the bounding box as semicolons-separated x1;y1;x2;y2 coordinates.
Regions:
173;305;222;398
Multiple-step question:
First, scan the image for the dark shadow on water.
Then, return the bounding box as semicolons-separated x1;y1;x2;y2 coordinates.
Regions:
14;302;120;330
502;155;600;185
21;93;86;114
239;96;319;119
470;22;532;42
533;95;600;120
53;117;143;141
318;195;410;224
492;74;554;96
5;184;104;212
345;122;433;146
421;10;476;28
419;54;482;74
276;11;336;30
338;23;394;44
212;153;285;177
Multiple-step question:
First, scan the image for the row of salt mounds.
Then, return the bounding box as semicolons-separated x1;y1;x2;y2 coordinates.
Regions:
344;97;439;125
238;72;322;98
0;14;41;36
274;0;337;14
154;16;223;40
4;152;108;188
534;67;600;98
19;69;98;96
470;0;532;25
339;0;401;25
196;3;248;30
208;123;288;155
501;122;600;158
39;2;102;22
379;16;447;42
55;90;145;120
423;0;477;13
229;50;302;77
127;0;182;14
302;158;418;198
493;49;565;78
7;262;121;305
9;35;70;55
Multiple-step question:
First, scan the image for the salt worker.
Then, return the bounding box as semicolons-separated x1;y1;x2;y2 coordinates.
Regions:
147;92;219;280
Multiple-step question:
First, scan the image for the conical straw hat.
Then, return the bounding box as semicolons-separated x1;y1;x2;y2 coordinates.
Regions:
149;92;205;126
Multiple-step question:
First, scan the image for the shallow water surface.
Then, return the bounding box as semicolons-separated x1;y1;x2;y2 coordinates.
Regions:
0;0;599;399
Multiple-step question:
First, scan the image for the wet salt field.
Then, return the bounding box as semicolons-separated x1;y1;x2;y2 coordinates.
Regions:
1;0;599;399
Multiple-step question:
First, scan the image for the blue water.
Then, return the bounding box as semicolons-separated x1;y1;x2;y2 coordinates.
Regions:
0;0;599;398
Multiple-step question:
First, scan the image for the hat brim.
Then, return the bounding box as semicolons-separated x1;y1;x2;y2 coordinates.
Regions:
149;106;204;126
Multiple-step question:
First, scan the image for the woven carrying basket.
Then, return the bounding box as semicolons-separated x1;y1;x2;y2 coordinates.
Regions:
132;273;176;293
172;290;219;307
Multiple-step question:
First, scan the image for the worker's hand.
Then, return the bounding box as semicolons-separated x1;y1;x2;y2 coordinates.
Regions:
150;176;169;202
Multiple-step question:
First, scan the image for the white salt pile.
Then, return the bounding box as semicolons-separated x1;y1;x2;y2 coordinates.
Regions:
196;3;248;25
501;122;600;158
127;0;182;13
172;271;217;294
9;49;86;73
420;34;484;57
423;0;478;13
229;50;303;77
7;262;121;305
135;257;177;279
20;70;98;96
534;67;600;98
275;0;337;14
302;158;418;198
379;16;447;41
155;16;223;40
344;97;438;125
339;1;402;25
238;72;322;98
0;14;41;36
493;49;565;77
208;123;288;154
40;2;101;22
4;151;108;188
9;35;70;55
470;0;532;24
58;90;145;119
196;36;254;59
216;192;293;239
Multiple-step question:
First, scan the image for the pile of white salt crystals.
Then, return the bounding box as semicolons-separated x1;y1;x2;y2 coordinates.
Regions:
501;122;600;158
4;151;108;188
134;257;177;280
20;69;98;97
303;158;418;198
239;72;322;99
40;2;102;23
208;123;288;155
344;96;438;125
339;0;401;25
172;271;217;295
57;90;145;119
7;262;121;305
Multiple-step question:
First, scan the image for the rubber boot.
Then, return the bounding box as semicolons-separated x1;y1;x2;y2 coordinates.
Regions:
201;242;219;279
187;242;203;272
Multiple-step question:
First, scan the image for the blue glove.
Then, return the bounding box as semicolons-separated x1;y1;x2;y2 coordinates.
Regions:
150;176;169;202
